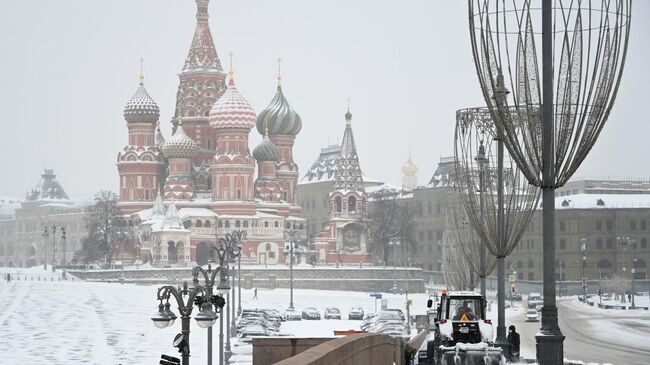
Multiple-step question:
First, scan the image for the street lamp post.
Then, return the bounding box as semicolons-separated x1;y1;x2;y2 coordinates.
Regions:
42;226;49;270
153;280;225;365
51;224;57;272
284;222;301;311
192;264;230;365
388;240;401;292
213;229;244;365
60;226;67;267
237;253;242;316
580;239;587;302
231;262;236;336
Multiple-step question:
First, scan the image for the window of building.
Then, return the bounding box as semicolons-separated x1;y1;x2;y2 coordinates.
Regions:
630;220;637;231
243;221;248;228
264;221;269;228
427;231;433;241
606;220;613;231
218;220;223;228
348;196;357;212
335;196;342;212
559;239;566;250
596;238;603;249
641;220;647;230
204;220;211;228
595;221;602;231
641;238;648;249
559;221;566;232
606;238;613;249
196;220;203;228
235;220;241;228
274;221;279;228
224;220;230;228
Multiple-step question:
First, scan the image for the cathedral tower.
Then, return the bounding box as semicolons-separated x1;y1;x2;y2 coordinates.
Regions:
208;67;257;213
117;72;166;213
173;0;228;192
256;66;302;205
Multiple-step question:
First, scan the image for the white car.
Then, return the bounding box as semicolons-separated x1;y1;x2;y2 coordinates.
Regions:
525;309;539;322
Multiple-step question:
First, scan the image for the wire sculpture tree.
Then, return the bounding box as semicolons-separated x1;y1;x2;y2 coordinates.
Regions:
448;192;497;297
469;1;631;363
468;0;632;365
441;229;480;291
454;107;540;350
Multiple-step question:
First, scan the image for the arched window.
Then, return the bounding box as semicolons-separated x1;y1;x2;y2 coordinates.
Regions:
196;220;203;228
235;220;241;228
204;220;211;228
299;223;304;230
218;220;223;228
225;220;230;228
274;221;279;228
243;221;249;228
348;196;357;212
335;196;342;212
264;221;269;228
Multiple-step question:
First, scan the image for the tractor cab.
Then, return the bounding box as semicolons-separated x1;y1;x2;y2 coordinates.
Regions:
427;290;492;345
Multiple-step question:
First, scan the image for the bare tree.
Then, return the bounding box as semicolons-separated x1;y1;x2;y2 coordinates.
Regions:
77;191;120;266
367;188;415;265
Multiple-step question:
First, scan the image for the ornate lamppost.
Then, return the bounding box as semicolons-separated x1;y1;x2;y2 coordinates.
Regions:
152;281;226;365
60;226;67;267
469;2;632;362
580;238;587;302
284;221;301;311
192;263;230;365
51;223;57;272
213;230;244;364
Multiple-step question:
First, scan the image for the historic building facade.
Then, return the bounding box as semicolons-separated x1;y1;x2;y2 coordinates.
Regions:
0;169;89;268
116;0;305;267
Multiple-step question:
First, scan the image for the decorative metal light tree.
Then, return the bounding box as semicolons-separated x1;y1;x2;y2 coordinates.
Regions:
215;230;243;364
454;107;539;353
441;229;480;291
447;198;497;298
469;1;631;363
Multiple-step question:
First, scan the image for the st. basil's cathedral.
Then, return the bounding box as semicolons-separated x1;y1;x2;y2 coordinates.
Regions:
116;0;369;266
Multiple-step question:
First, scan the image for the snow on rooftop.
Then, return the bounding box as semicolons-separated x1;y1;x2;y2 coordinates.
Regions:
553;193;650;209
177;207;218;219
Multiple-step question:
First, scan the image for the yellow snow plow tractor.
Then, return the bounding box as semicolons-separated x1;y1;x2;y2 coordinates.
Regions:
416;290;504;365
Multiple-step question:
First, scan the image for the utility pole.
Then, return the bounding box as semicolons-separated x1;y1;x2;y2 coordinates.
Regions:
580;239;587;302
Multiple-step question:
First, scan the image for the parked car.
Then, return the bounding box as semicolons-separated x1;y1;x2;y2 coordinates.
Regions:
283;309;302;321
525;309;540;322
324;307;341;320
385;308;406;321
348;307;364;320
301;307;321;320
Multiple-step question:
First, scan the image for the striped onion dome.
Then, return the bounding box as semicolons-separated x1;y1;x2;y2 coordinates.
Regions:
256;85;302;136
253;135;280;162
123;82;160;123
208;77;256;130
160;124;199;159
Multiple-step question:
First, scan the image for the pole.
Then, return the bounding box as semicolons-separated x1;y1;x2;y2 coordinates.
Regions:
219;308;223;365
52;224;57;272
289;232;294;310
181;315;190;365
231;264;236;333
238;255;242;316
494;136;508;352
225;273;231;364
536;2;565;363
479;163;480;298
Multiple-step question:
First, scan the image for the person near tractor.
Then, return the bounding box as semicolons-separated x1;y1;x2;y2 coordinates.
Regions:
507;325;520;361
452;301;476;320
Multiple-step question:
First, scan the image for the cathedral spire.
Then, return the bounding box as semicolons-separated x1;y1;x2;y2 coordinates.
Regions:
182;0;222;72
334;107;364;191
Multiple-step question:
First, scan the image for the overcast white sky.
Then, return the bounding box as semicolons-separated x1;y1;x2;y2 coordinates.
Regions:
0;1;648;198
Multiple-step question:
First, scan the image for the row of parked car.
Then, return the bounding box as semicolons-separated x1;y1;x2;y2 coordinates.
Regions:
236;308;289;343
361;309;409;339
282;306;366;321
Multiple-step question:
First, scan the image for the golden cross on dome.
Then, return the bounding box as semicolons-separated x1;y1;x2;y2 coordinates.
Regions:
229;52;234;79
139;58;144;84
277;58;282;86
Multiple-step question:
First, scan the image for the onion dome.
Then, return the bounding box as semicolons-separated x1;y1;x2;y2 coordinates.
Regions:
253;135;280;162
208;73;256;130
256;83;302;136
160;120;199;159
402;157;418;175
123;77;160;123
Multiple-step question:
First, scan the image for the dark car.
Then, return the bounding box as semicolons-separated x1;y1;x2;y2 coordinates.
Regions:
301;307;321;320
348;307;364;320
324;307;341;320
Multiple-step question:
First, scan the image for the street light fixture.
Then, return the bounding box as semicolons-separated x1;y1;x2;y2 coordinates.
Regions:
580;238;587;302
